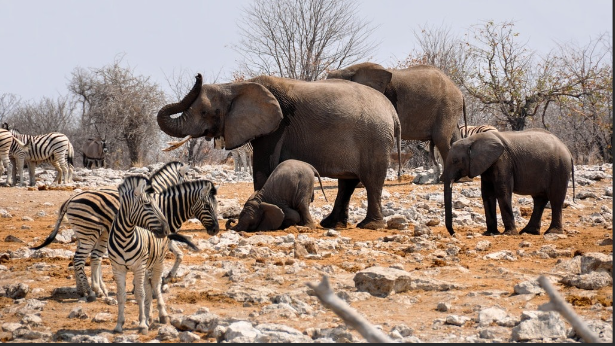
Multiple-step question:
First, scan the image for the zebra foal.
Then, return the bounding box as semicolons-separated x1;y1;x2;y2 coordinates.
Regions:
107;174;171;334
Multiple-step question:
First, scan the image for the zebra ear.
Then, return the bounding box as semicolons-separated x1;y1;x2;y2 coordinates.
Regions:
223;82;283;150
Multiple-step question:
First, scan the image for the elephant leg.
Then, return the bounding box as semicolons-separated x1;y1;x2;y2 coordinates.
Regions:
296;202;316;229
280;206;301;228
519;196;548;235
320;178;359;229
544;197;565;235
481;181;501;236
358;179;386;230
497;191;518;235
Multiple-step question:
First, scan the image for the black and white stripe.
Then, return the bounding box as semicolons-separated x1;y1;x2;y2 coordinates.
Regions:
107;174;171;334
8;129;74;186
459;124;498;138
30;161;218;301
0;128;25;185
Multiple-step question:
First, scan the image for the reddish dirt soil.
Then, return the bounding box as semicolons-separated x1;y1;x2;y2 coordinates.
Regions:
0;169;612;342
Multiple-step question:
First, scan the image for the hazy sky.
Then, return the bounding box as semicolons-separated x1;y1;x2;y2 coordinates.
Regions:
1;0;612;101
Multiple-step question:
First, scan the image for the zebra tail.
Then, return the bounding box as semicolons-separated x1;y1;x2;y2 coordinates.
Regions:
168;233;199;252
30;196;72;250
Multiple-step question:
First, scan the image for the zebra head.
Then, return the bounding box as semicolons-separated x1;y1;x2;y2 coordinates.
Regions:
118;174;170;238
150;161;190;193
190;180;220;236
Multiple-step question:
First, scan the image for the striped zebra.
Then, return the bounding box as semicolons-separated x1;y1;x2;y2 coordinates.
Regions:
0;128;26;186
30;161;219;301
230;142;253;174
459;124;498;138
107;174;171;334
6;128;74;186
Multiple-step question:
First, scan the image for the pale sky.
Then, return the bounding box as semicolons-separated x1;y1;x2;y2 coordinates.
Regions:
0;0;612;101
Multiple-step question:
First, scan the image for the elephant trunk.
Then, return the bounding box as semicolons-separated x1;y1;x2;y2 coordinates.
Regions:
444;178;455;235
157;73;203;138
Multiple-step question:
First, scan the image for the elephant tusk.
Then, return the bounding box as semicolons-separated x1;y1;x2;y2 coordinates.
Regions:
162;135;192;152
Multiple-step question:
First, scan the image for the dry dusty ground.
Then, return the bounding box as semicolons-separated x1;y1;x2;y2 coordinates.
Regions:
0;167;612;343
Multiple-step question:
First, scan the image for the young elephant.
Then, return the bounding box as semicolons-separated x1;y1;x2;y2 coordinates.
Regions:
443;128;575;236
227;159;327;232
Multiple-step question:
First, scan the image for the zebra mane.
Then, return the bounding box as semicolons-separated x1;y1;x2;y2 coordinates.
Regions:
118;174;152;195
150;161;187;192
160;179;217;196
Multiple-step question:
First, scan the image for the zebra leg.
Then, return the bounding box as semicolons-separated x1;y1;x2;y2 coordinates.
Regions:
112;266;128;334
163;241;183;286
132;264;149;334
90;231;110;299
73;239;94;300
27;161;37;186
144;270;154;326
151;261;169;325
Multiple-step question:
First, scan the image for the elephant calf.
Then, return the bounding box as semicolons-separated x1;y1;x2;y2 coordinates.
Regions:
227;159;327;232
443;128;575;236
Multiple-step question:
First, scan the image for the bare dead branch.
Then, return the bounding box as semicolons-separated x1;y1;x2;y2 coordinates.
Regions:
306;275;395;343
537;275;602;343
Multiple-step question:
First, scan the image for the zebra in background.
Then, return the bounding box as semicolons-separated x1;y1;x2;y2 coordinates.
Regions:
230;142;253;174
30;161;218;302
459;124;498;138
0;128;26;186
418;124;499;181
4;125;74;186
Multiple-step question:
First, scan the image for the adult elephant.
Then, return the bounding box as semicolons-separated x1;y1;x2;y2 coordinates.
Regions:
157;73;401;230
327;62;467;180
443;129;575;236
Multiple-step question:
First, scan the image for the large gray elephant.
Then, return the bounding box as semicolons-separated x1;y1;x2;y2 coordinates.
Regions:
226;159;327;232
443;129;575;236
326;62;467;180
157;73;401;230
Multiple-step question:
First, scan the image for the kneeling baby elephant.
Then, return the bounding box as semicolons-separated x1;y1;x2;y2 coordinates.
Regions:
227;159;328;232
443;128;575;236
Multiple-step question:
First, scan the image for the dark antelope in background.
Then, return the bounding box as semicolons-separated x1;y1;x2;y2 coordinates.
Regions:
82;136;107;168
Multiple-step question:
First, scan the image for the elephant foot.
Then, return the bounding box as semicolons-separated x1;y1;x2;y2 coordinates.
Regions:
482;229;501;236
544;227;565;235
519;227;541;235
357;219;386;230
503;229;519;236
320;216;347;229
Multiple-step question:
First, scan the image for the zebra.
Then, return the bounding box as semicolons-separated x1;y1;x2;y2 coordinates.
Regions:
106;174;171;334
6;127;74;186
0;128;26;186
230;142;253;174
458;124;498;138
30;161;219;301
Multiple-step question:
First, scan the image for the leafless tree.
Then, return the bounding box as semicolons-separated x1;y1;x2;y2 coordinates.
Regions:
235;0;379;81
4;95;76;136
68;56;166;168
0;93;21;126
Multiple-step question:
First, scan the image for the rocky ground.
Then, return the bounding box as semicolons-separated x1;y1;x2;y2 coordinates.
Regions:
0;162;612;343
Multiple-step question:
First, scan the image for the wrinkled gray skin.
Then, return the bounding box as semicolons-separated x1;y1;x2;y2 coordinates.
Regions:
157;74;401;230
443;129;575;236
327;62;467;180
82;136;107;168
228;159;327;232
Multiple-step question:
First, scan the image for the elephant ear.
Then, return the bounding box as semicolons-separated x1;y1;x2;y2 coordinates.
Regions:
256;202;284;231
468;133;505;178
224;82;283;150
352;66;392;94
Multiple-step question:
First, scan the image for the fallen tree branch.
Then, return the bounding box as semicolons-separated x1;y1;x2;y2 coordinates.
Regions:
537;275;602;343
306;275;395;343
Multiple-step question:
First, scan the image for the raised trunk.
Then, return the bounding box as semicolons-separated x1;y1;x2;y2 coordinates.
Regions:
157;73;203;138
444;179;455;235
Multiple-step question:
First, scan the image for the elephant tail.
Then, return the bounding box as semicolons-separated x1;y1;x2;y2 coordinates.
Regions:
395;116;402;181
313;168;328;203
571;158;576;203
